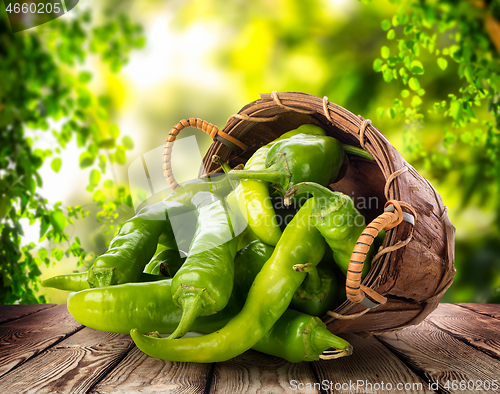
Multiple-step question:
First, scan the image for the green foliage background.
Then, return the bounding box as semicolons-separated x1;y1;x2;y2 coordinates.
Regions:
1;0;499;304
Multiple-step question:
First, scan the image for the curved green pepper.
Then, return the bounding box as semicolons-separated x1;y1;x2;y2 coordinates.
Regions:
291;259;339;317
67;240;331;335
168;191;238;339
42;271;165;291
285;182;373;277
130;197;329;362
67;279;236;335
67;278;351;362
226;125;328;246
252;308;351;362
87;200;189;288
229;125;345;195
234;240;338;317
144;249;186;276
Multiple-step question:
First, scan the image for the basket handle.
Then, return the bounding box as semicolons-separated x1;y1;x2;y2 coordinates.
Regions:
163;118;248;190
346;200;415;308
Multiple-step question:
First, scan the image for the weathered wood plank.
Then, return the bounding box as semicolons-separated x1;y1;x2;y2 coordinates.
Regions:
376;318;500;394
0;304;82;378
210;349;318;394
90;346;211;394
425;303;500;361
457;303;500;320
313;333;432;394
0;327;133;394
0;304;55;325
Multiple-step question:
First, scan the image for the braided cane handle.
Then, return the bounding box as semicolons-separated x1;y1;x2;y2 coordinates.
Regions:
163;118;247;190
346;200;404;306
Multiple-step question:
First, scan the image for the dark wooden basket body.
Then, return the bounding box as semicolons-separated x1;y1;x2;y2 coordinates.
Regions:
199;92;456;336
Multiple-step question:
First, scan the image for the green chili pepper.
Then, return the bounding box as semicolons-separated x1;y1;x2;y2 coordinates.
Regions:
168;191;238;339
234;240;338;317
144;249;186;277
284;182;372;277
229;125;344;194
67;240;322;335
69;237;351;362
130;196;331;362
44;217;183;292
42;272;91;292
291;258;339;317
67;278;351;362
223;125;327;246
87;200;189;288
251;308;351;362
67;242;257;337
67;279;237;335
44;174;232;293
42;271;165;292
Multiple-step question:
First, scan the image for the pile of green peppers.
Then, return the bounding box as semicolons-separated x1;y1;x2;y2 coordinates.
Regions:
43;124;381;364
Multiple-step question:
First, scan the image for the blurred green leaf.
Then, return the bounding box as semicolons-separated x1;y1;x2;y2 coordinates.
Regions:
408;77;420;91
115;146;126;165
381;46;390;59
89;169;101;186
373;58;383;72
50;158;62;173
78;71;92;83
49;211;66;234
437;57;448;70
411;95;422;107
79;152;95;168
410;60;424;74
122;136;134;150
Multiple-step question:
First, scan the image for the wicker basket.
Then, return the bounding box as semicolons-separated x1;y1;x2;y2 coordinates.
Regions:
162;91;456;336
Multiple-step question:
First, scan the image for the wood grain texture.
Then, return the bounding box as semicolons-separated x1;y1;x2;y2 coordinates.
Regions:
457;303;500;320
0;304;82;378
425;303;500;360
0;327;133;394
312;333;432;394
90;346;211;394
0;304;499;393
210;349;318;394
0;304;55;325
376;319;500;394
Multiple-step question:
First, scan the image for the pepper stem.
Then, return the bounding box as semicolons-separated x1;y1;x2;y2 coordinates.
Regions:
212;155;239;189
342;144;374;161
87;267;118;288
292;263;312;272
284;182;346;217
228;153;291;193
299;267;323;294
310;325;353;360
167;292;206;340
295;266;333;302
284;182;332;204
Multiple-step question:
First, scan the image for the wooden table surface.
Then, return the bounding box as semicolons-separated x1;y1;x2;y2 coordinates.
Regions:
0;303;498;393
